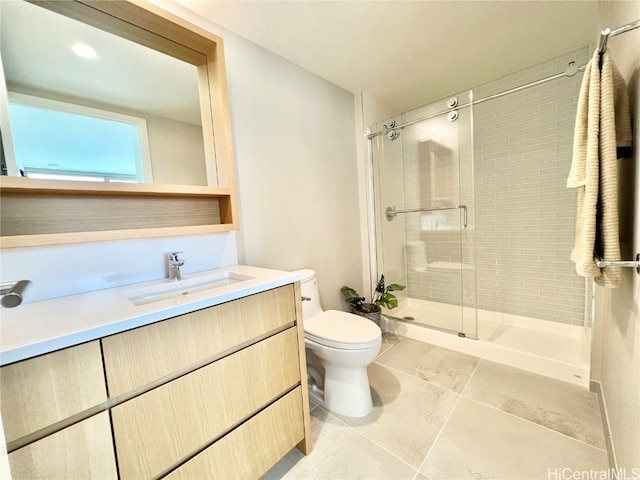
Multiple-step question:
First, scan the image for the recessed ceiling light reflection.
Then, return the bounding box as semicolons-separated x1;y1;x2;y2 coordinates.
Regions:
72;43;97;59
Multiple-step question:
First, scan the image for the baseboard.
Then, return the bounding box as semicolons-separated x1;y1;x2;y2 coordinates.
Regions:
590;379;617;469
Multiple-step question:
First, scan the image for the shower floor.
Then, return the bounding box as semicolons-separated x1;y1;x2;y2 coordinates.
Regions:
385;298;590;387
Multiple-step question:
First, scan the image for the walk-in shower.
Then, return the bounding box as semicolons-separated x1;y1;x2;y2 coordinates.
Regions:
368;47;592;386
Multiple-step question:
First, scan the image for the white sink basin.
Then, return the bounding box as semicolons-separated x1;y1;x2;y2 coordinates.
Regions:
126;271;255;306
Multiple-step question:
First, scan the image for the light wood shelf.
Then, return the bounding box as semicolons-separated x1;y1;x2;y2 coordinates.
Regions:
0;177;238;247
0;177;231;197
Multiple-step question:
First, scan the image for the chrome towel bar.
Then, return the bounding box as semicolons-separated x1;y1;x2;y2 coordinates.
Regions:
598;19;640;54
595;254;640;274
385;205;468;229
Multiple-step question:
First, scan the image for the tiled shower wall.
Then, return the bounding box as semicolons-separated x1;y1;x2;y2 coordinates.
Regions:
399;46;590;326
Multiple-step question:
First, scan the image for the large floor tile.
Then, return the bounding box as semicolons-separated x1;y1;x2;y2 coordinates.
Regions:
309;396;320;410
379;331;402;357
421;398;609;480
464;360;605;448
377;337;479;393
262;407;416;479
335;362;459;469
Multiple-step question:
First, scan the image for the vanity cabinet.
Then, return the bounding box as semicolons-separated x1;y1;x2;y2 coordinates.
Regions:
7;413;117;480
112;328;301;478
0;340;107;444
0;341;116;479
1;283;312;479
101;284;296;397
166;388;305;479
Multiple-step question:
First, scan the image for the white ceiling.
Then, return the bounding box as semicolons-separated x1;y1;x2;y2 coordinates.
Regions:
176;0;600;114
0;1;601;122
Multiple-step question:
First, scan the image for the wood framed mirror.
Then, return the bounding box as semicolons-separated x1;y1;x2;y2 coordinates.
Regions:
0;0;238;248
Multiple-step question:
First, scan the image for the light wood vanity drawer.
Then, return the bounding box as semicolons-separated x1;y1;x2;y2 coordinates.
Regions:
8;412;117;480
102;284;296;397
112;327;301;479
166;387;305;480
0;341;107;444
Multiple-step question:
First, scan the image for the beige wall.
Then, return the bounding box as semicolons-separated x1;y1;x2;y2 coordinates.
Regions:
156;2;363;311
146;116;206;186
225;28;361;311
591;0;640;471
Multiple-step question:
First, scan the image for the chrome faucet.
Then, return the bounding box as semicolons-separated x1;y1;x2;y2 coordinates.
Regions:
168;252;185;280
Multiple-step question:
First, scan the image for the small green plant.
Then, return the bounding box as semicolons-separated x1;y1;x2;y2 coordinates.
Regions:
340;275;406;312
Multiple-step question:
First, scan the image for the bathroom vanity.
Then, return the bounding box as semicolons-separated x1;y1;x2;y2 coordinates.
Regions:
0;266;312;479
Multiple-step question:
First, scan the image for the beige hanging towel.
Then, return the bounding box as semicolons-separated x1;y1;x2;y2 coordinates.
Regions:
567;50;632;288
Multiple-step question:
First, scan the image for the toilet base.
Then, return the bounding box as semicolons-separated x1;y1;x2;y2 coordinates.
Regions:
322;363;373;418
303;326;380;419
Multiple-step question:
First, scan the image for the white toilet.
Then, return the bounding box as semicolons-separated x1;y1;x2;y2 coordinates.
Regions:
295;269;382;418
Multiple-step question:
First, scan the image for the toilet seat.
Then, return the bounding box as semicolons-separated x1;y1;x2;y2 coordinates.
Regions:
304;310;381;350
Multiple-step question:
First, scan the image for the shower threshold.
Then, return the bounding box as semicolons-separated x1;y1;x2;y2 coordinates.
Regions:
383;299;590;388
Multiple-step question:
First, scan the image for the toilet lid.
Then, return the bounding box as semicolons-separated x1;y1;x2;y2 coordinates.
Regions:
304;310;381;350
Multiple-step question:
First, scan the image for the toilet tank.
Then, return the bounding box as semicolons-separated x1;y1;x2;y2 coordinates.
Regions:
293;269;323;320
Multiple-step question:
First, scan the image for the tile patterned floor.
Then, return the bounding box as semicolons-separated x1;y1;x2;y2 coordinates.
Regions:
264;334;609;480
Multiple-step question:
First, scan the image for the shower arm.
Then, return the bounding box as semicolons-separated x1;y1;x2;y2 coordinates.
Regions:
385;205;468;229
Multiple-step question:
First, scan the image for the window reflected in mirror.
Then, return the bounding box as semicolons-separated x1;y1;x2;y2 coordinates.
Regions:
9;93;152;183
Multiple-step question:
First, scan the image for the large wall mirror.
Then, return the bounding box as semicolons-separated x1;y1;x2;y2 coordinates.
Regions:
0;0;238;248
0;0;228;188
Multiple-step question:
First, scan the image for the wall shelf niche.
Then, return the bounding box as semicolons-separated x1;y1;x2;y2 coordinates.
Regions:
0;177;237;248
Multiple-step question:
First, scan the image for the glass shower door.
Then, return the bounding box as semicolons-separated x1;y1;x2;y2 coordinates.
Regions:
371;92;477;338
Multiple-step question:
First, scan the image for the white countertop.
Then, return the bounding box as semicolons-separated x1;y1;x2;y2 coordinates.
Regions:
0;265;300;366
